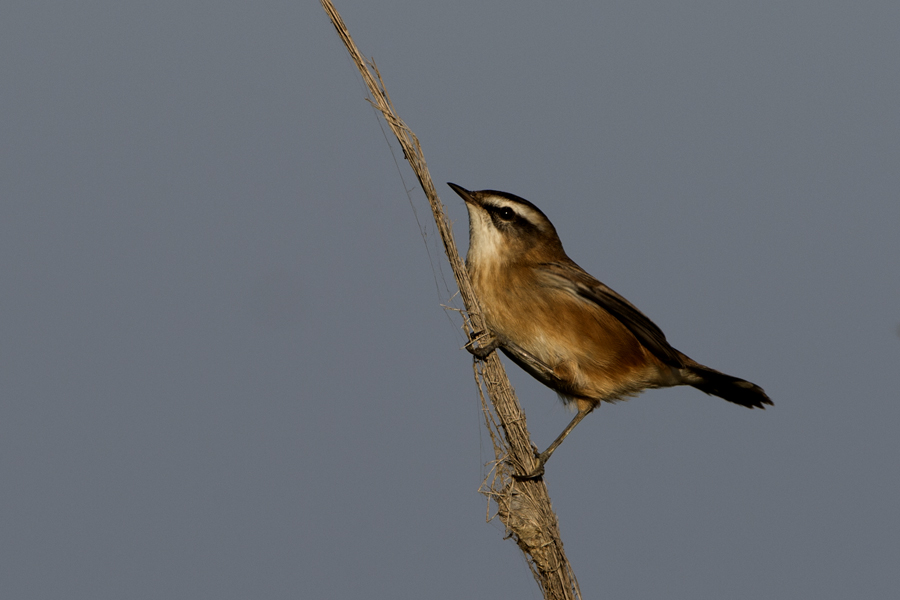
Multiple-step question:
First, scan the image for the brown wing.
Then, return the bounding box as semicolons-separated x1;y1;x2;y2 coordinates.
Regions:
537;261;685;369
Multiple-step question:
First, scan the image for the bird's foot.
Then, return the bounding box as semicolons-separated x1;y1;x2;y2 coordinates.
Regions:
465;330;499;359
511;449;549;481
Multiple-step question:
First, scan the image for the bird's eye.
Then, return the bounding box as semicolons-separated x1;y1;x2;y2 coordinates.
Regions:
498;207;514;221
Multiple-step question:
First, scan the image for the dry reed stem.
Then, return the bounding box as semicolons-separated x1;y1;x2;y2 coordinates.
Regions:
320;2;581;598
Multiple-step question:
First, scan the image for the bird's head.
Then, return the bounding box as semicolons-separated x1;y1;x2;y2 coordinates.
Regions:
448;183;565;268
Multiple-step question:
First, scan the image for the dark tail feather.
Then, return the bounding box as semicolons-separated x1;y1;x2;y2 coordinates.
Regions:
686;365;773;409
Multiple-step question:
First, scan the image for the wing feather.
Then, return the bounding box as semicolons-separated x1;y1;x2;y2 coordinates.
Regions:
537;261;685;368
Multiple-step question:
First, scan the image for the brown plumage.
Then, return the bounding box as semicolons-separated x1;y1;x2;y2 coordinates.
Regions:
449;183;771;478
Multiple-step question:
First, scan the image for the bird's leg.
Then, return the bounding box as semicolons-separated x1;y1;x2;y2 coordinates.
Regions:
514;407;593;480
465;330;500;359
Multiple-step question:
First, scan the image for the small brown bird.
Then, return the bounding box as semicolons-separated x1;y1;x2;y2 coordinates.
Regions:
449;183;771;479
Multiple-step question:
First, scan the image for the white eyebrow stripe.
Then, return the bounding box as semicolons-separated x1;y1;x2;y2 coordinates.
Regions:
484;196;544;227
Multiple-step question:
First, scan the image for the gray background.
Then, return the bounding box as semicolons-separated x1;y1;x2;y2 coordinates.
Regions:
2;1;898;598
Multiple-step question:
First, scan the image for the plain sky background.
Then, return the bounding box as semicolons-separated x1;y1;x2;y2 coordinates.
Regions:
2;1;898;598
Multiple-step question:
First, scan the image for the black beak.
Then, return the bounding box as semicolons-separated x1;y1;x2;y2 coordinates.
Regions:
447;182;476;205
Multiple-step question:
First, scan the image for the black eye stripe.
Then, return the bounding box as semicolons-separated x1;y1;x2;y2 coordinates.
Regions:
487;204;541;237
487;205;516;221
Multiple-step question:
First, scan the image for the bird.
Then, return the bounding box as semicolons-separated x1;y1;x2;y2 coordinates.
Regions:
448;183;771;479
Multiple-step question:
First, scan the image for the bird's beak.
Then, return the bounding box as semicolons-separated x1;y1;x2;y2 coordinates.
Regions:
447;182;478;206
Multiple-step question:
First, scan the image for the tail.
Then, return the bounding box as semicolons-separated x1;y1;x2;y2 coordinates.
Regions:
681;361;773;409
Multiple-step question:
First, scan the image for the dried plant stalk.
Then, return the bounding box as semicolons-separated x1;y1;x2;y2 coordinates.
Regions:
320;2;581;598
